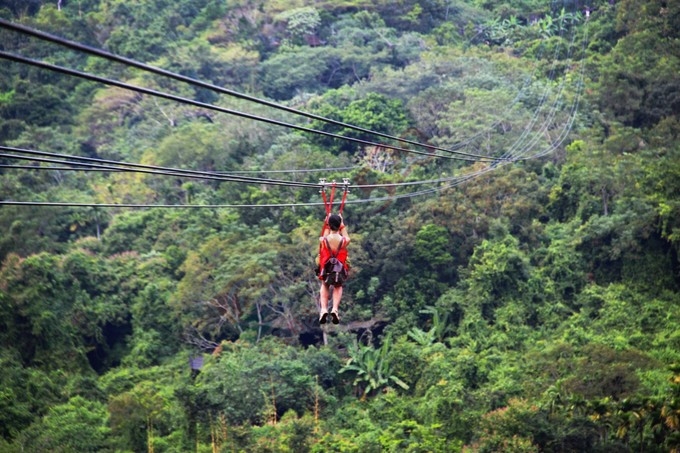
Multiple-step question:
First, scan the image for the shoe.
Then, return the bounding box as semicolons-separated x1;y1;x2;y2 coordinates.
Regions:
330;310;340;324
319;312;329;325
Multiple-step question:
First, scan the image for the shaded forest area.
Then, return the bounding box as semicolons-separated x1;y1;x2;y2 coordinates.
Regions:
1;0;679;451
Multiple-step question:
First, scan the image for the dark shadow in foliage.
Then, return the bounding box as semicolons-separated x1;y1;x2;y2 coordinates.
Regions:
563;344;655;401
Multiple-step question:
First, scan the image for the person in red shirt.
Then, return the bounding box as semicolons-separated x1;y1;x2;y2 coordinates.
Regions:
317;213;350;324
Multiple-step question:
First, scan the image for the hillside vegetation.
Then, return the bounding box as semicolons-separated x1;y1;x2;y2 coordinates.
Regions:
1;0;679;451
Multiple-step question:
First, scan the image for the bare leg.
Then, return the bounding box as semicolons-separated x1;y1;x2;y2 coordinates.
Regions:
320;283;329;312
319;283;330;324
330;286;342;324
331;286;342;314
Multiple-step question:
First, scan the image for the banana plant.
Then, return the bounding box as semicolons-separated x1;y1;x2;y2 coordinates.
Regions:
407;326;436;347
340;334;409;398
407;305;454;347
536;15;557;39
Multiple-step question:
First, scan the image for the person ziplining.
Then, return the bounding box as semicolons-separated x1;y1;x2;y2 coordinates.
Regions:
316;179;351;325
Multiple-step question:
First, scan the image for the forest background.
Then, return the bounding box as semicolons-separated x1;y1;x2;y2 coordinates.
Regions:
1;0;679;451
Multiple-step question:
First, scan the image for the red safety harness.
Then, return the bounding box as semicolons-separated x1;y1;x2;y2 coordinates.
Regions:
318;179;350;279
318;179;349;238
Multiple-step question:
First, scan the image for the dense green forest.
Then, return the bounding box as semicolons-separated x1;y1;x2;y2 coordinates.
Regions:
1;0;679;451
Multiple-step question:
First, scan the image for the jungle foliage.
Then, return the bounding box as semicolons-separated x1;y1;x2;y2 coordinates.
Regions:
1;0;679;451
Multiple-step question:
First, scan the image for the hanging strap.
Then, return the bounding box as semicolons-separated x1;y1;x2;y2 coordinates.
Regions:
338;178;350;215
338;188;348;215
318;180;348;258
327;182;336;215
319;181;337;237
321;181;336;216
319;182;334;257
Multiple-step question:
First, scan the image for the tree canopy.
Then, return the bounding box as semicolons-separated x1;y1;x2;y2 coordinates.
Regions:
0;0;679;451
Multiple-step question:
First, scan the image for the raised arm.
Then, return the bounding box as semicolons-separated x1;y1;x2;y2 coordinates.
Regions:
339;218;350;244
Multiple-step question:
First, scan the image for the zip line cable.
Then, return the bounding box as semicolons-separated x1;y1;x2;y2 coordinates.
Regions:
0;152;256;183
0;4;589;210
447;7;578;153
0;69;586;212
0;3;583;167
467;27;589;178
225;166;360;175
0;18;500;161
0;142;506;208
0;31;588;203
496;30;580;163
0;145;495;189
454;16;581;162
2;69;579;193
0;164;121;172
405;22;590;191
0;146;319;188
459;11;585;168
504;22;589;163
520;31;588;161
0;157;506;209
1;96;582;210
0;162;359;175
0;51;499;163
2;102;580;210
0;32;588;207
0;171;479;209
0;151;472;189
0;12;576;160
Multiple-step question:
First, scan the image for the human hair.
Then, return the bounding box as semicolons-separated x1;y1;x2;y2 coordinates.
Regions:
328;214;342;231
